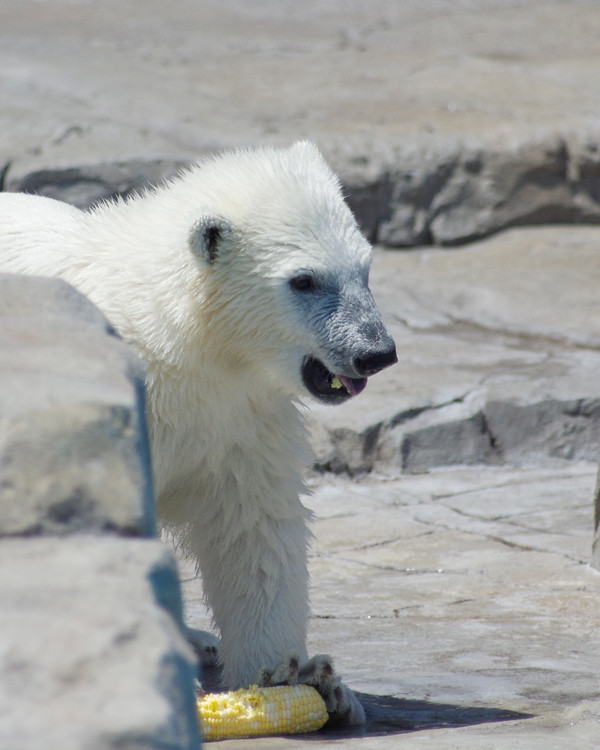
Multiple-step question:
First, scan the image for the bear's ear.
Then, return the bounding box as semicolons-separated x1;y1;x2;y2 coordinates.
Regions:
189;216;233;265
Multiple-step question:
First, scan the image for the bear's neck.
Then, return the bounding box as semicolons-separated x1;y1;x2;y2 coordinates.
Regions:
149;369;311;527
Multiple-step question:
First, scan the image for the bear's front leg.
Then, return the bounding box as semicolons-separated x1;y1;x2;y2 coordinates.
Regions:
192;505;366;727
193;507;312;689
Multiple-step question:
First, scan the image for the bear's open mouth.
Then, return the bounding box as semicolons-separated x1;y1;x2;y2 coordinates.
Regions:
301;357;367;404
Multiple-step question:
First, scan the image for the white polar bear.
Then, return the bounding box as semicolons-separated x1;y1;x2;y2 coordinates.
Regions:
0;142;396;724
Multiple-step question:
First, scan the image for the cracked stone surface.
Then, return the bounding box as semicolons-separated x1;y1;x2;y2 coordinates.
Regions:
180;464;600;748
3;0;600;160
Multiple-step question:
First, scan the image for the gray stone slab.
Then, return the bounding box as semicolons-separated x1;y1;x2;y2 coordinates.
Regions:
0;275;201;749
180;464;600;748
2;0;600;161
339;134;600;247
0;274;155;537
0;536;200;750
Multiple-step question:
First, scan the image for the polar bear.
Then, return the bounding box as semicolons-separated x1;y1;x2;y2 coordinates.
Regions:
0;142;396;724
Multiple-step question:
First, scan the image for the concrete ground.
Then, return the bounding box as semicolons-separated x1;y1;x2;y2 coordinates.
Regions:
181;463;600;748
3;0;600;746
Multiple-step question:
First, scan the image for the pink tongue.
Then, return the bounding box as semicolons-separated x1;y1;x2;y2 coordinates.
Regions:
339;375;368;397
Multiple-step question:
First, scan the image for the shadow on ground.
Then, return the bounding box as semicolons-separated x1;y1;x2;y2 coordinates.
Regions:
302;692;532;740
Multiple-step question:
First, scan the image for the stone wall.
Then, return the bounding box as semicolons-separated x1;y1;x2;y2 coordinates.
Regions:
0;275;201;750
4;133;600;248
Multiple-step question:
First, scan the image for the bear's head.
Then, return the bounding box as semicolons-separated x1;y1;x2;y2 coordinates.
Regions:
188;142;397;404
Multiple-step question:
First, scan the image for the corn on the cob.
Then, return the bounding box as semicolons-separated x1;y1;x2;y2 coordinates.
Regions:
197;684;329;741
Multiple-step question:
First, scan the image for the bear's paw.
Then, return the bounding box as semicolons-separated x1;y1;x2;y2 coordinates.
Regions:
257;653;366;727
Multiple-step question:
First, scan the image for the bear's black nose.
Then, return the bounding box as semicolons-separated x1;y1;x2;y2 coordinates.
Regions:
353;344;398;377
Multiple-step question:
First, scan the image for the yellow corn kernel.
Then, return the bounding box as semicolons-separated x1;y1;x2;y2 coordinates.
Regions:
197;684;328;741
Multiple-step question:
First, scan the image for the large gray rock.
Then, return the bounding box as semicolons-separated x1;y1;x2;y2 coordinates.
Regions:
314;399;600;476
0;275;201;748
0;537;200;750
341;134;600;247
0;274;155;536
398;400;600;473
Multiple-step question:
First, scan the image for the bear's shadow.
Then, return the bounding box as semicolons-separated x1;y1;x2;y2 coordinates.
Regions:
308;692;533;740
201;666;532;739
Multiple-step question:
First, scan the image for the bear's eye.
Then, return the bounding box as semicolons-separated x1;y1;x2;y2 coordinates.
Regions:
289;273;316;292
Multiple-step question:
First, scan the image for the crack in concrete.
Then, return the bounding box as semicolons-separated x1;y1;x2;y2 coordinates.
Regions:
311;549;454;576
353;530;436;551
386;392;471;430
430;470;596;501
437;502;588;538
500;518;582;538
411;507;589;565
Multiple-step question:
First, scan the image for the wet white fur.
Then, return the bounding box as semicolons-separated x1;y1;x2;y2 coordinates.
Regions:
0;143;373;710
